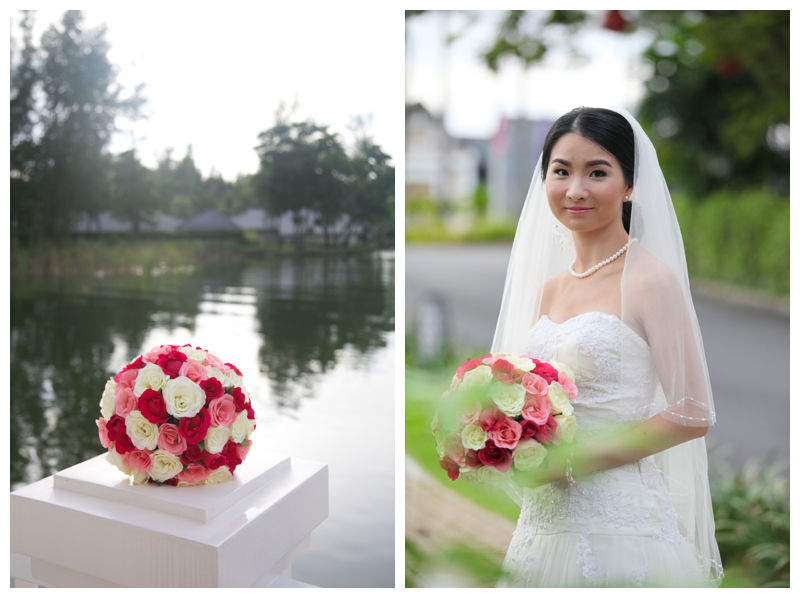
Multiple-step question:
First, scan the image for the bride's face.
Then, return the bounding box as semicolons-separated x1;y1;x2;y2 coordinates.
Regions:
545;133;632;234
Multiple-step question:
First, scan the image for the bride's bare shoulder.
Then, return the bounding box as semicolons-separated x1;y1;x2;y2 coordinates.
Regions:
538;271;569;315
625;245;684;304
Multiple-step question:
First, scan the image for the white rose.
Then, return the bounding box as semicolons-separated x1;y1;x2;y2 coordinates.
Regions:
547;382;574;416
554;414;578;444
228;373;248;398
244;414;256;440
106;449;132;475
133;363;168;397
231;411;249;443
206;367;232;389
477;465;514;487
163;376;205;418
177;346;207;363
100;379;117;419
131;469;150;485
496;353;535;373
459;466;481;484
550;360;576;384
125;410;159;450
459;365;493;392
449;373;461;391
205;426;231;454
491;383;526;417
205;466;233;485
460;424;488;451
149;450;183;482
513;439;548;471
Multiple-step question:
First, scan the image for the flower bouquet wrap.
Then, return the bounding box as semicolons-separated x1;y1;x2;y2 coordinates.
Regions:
96;344;256;486
433;353;578;486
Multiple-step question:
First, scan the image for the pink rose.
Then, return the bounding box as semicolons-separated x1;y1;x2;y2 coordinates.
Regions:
142;345;171;364
457;400;483;425
114;387;138;417
208;394;238;427
204;351;226;371
533;415;559;445
490;359;522;385
479;406;504;432
157;423;188;455
521;372;549;397
521;392;552;425
440;456;460;481
116;368;140;390
559;371;578;399
236;442;251;462
124;449;153;472
96;418;110;448
489;417;522;450
176;463;210;485
456;356;488;380
443;432;467;467
179;359;208;385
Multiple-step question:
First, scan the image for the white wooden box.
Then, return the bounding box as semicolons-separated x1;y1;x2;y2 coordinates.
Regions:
10;450;328;587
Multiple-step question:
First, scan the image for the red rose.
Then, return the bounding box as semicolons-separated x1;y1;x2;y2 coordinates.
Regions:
178;408;211;444
222;440;242;473
201;377;224;400
105;415;126;442
113;433;136;455
491;359;522;385
477;440;513;472
156;349;187;379
202;450;227;470
138;389;169;424
225;362;243;376
464;449;480;468
439;456;460;481
520;419;538;439
532;359;559;384
244;402;255;420
179;444;203;466
231;387;247;411
114;356;145;382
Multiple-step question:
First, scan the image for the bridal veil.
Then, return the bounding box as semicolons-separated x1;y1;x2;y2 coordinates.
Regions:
491;107;723;585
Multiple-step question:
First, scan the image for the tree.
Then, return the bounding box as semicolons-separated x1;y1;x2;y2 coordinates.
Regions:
109;150;158;233
344;138;394;244
255;115;349;249
9;10;144;243
408;10;789;196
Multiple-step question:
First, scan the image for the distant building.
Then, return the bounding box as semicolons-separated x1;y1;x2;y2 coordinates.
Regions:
405;103;482;205
73;212;182;233
177;209;239;232
487;117;553;219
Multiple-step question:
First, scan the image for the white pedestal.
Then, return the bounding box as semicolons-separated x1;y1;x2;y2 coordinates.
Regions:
10;450;327;587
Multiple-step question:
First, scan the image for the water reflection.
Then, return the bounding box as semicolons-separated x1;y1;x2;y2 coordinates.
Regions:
10;252;394;487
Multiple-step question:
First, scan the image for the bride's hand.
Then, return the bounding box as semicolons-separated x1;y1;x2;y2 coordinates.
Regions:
515;443;574;488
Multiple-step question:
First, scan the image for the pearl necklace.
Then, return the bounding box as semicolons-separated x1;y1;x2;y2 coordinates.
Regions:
569;238;636;279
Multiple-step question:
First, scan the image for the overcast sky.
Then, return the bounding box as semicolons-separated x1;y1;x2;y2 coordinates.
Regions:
406;11;654;138
11;7;403;181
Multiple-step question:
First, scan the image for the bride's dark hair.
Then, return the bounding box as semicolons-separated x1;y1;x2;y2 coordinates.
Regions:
541;107;635;233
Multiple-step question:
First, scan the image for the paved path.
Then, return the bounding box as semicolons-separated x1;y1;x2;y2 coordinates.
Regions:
407;244;790;472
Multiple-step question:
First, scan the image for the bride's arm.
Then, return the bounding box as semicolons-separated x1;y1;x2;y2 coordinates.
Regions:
520;414;707;487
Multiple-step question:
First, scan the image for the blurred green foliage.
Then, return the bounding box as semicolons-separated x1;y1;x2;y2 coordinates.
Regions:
406;348;789;588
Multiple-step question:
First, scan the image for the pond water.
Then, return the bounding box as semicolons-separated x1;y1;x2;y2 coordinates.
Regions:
10;251;395;588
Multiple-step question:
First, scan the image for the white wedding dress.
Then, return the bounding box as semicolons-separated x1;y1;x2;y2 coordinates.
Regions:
499;312;712;587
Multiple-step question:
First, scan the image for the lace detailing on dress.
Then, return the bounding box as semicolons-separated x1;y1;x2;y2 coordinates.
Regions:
501;312;707;587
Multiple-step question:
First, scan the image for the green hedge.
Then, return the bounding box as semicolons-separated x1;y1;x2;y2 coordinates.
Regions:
673;190;789;295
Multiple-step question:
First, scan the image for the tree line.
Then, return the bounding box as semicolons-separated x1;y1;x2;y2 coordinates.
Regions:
10;11;394;247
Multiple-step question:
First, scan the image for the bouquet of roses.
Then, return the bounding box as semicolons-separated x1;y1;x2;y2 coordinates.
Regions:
432;353;578;486
96;344;256;486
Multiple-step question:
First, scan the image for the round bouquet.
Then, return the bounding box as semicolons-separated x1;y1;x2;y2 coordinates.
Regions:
433;353;578;486
96;344;256;486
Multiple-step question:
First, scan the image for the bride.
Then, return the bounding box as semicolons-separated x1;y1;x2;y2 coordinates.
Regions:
492;107;723;587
